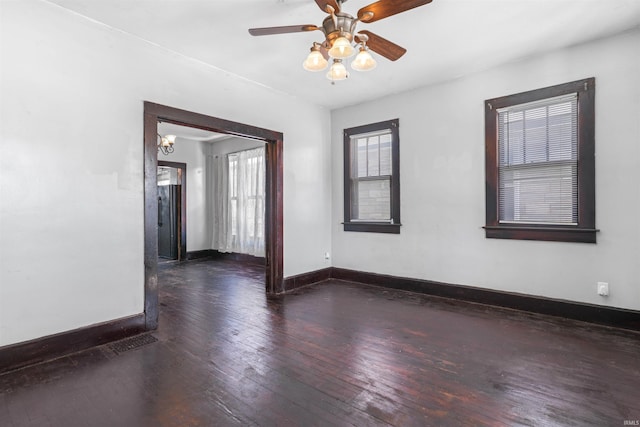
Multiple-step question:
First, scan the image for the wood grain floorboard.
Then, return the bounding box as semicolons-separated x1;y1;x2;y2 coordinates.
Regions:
0;258;639;426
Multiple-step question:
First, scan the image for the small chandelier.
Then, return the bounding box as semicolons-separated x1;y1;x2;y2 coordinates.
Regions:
157;134;175;155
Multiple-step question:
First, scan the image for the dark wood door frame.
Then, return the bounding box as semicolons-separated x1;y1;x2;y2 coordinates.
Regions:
157;161;187;261
144;102;284;330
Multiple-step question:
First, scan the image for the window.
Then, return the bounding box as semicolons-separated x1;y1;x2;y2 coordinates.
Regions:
214;146;265;256
228;150;264;241
344;119;400;233
484;78;596;243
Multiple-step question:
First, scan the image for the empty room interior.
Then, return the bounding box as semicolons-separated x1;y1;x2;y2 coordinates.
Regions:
1;0;640;425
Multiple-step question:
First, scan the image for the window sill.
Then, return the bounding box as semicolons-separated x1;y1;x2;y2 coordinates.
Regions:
483;225;598;243
343;222;401;234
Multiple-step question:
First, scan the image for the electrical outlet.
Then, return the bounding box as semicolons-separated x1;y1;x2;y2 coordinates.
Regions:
597;282;609;296
324;252;330;260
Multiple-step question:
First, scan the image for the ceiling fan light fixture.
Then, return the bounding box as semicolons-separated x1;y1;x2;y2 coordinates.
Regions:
328;35;355;59
303;44;328;71
326;59;349;81
351;46;376;71
248;0;433;80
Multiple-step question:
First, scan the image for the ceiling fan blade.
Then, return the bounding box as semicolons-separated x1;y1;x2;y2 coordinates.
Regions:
358;0;433;23
314;0;341;14
248;25;319;36
355;30;406;61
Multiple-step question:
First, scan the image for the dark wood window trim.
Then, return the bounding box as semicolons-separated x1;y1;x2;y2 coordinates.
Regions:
343;119;401;234
484;78;597;243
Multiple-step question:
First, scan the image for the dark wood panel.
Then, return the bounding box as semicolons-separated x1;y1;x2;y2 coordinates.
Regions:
0;314;145;374
331;267;640;332
265;134;284;293
143;110;159;329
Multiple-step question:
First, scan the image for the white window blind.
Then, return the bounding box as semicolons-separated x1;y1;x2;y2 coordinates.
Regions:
497;93;578;225
350;130;393;221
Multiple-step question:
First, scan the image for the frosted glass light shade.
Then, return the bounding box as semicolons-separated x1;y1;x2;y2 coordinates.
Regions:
326;59;349;81
351;48;377;71
303;50;328;71
161;134;176;147
328;36;355;59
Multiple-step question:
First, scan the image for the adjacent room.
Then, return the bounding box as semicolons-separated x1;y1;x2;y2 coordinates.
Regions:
1;0;639;425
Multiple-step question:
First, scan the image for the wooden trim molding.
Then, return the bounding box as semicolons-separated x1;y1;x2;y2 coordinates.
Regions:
144;102;285;329
282;268;332;292
484;78;597;243
330;268;640;332
185;250;266;265
0;314;146;374
343;119;401;234
185;249;216;260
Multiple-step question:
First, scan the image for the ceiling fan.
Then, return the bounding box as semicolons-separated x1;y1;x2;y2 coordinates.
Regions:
249;0;433;81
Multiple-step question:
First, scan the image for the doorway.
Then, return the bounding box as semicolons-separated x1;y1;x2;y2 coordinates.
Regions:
143;102;284;330
157;161;187;262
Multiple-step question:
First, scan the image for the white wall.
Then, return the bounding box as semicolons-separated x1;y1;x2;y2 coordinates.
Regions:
331;29;640;311
0;0;332;346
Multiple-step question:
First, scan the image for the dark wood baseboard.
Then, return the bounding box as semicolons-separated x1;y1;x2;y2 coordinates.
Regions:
0;313;147;374
282;267;332;292
186;250;265;265
330;267;640;332
215;251;265;265
186;249;216;260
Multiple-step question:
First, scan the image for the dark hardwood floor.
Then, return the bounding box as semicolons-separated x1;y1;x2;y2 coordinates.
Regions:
1;258;639;426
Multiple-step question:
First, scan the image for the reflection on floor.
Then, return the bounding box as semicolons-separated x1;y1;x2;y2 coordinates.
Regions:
1;258;639;426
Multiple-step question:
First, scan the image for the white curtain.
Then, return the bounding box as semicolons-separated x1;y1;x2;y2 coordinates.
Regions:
211;147;265;257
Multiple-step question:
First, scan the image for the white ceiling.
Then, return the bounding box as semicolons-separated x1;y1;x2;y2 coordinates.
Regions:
47;0;640;109
157;122;229;142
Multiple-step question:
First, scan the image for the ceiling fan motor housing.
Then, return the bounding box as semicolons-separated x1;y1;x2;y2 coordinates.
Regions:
322;13;357;45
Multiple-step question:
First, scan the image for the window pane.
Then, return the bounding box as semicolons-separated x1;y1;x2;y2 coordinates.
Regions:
499;163;577;224
503;111;524;165
548;102;575;161
246;198;256;237
367;136;379;176
499;96;577;167
379;133;392;175
228;155;238;197
352;178;390;221
356;138;367;178
230;199;238;236
523;107;547;163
